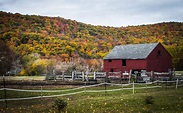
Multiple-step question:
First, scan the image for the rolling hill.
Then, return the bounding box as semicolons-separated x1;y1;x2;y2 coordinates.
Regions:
0;11;183;74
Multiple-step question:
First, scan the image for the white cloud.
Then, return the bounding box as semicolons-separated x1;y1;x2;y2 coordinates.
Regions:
0;0;183;27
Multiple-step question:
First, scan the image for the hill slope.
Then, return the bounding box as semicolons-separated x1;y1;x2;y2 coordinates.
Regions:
0;11;183;71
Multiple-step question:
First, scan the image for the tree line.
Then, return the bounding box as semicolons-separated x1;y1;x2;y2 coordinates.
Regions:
0;11;183;75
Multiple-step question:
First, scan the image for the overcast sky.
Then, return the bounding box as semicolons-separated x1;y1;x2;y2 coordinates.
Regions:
0;0;183;27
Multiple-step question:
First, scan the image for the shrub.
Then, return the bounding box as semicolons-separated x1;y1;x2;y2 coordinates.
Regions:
52;98;67;112
144;96;155;105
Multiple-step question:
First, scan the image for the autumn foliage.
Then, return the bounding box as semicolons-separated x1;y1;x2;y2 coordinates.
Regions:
0;11;183;74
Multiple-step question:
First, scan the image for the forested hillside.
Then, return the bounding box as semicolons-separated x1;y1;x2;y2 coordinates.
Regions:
0;11;183;75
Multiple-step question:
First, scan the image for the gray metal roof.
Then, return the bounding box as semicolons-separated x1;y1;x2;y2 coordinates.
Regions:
104;43;159;59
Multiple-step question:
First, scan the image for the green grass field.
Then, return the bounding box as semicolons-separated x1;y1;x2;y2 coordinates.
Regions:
0;82;183;113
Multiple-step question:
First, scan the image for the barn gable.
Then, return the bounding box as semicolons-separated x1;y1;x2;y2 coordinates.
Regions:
104;43;159;60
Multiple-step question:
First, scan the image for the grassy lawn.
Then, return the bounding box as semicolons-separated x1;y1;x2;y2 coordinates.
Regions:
0;84;183;113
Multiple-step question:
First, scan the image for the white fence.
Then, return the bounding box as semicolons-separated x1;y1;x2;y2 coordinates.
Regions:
1;71;179;83
0;80;183;102
55;71;107;82
48;71;176;83
56;71;131;82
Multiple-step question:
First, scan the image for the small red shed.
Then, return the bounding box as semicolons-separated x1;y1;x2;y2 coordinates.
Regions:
103;43;172;73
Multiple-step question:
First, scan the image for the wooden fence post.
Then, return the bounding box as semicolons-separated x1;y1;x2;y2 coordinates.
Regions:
120;71;122;83
129;70;132;83
176;79;178;89
94;72;96;80
105;75;107;96
85;72;88;81
41;86;43;104
121;72;123;92
41;86;43;97
133;81;135;94
151;71;154;81
72;71;75;81
82;72;85;81
3;75;7;108
62;71;65;81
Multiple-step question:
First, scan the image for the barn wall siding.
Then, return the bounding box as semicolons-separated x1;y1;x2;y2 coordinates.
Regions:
103;59;146;72
146;43;172;72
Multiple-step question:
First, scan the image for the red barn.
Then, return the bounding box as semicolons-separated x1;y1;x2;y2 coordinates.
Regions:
103;43;172;74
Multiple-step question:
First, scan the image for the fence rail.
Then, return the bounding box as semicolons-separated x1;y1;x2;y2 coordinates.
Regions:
1;71;182;83
53;71;131;82
0;80;183;102
51;71;174;83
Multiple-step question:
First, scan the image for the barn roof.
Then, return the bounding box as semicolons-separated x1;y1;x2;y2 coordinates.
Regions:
104;43;159;59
